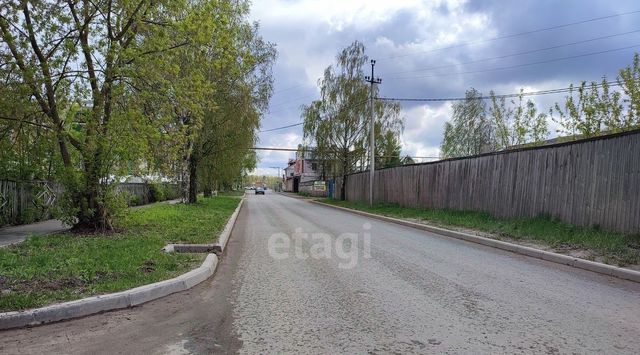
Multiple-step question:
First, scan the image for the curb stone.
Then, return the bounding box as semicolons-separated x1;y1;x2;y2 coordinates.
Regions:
161;197;244;255
310;200;640;284
0;197;245;330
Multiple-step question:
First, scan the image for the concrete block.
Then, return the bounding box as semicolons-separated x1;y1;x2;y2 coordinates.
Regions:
129;279;187;306
0;310;36;330
32;293;131;325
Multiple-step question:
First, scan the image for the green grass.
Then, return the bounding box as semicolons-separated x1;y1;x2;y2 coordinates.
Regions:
321;199;640;267
217;190;246;197
0;196;240;312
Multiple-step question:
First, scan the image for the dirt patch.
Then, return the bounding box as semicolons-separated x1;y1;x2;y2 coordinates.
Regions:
0;272;123;295
138;260;156;273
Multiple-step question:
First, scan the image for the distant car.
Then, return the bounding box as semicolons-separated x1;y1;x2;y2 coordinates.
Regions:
255;187;265;195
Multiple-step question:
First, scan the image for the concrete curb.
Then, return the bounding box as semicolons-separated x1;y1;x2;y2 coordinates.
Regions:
0;254;218;330
213;198;244;253
310;200;640;284
0;197;246;331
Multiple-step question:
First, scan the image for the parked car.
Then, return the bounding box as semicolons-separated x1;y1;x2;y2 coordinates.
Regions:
255;187;265;195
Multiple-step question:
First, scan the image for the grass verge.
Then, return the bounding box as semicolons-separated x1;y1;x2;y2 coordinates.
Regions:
321;199;640;267
0;196;240;312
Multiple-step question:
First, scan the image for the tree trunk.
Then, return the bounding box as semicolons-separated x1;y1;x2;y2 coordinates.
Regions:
203;186;212;197
72;154;112;232
340;150;348;200
188;153;198;203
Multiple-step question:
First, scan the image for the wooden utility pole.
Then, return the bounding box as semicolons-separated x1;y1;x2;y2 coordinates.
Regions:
364;59;381;206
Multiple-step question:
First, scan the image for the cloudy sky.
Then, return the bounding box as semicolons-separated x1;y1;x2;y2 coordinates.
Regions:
248;0;640;176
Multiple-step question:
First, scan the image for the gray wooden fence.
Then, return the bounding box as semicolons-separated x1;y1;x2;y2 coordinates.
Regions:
0;181;180;227
335;129;640;234
299;180;328;197
0;180;63;226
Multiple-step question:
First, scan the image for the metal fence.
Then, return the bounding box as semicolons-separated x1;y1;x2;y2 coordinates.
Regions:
0;181;180;227
335;129;640;234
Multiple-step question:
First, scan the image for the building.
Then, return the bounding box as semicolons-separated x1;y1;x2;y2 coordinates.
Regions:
283;155;322;193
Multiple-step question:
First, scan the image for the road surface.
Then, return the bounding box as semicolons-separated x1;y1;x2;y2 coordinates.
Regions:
1;192;639;354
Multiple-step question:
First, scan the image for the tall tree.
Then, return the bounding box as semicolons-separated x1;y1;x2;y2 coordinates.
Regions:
440;88;492;158
441;88;549;158
186;10;275;202
0;1;268;228
551;53;640;137
302;41;403;200
489;90;548;149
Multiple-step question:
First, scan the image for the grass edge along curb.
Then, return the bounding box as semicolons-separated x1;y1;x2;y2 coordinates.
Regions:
310;200;640;284
0;197;245;330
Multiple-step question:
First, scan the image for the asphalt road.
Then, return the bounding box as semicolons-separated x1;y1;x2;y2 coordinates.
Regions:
1;192;639;354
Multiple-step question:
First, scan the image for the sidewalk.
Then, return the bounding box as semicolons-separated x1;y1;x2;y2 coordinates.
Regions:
0;219;69;248
0;199;182;248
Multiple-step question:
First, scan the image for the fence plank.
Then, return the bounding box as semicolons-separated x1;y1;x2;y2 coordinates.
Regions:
340;130;640;234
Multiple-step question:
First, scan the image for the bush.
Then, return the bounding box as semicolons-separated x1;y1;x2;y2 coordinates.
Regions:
129;194;143;206
148;182;167;202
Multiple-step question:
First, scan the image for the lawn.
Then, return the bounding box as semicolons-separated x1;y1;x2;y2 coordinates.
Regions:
0;196;241;312
321;199;640;267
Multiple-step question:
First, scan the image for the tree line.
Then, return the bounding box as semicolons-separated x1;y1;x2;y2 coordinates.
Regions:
301;41;405;200
0;0;275;230
441;53;640;158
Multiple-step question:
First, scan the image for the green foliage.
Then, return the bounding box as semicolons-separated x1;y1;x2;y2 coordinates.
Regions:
148;183;167;203
0;196;240;311
440;89;549;158
0;1;273;228
376;129;403;168
302;41;404;184
550;53;640;137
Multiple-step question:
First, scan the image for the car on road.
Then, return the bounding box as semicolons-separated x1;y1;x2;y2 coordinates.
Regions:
255;187;265;195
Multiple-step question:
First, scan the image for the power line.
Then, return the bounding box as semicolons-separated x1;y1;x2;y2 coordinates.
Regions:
376;81;622;102
250;147;437;160
383;9;640;60
271;83;308;94
388;44;640;80
268;93;318;109
259;98;370;133
387;29;640;76
259;122;304;133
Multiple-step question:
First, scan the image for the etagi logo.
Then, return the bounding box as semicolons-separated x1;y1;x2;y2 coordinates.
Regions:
267;223;372;269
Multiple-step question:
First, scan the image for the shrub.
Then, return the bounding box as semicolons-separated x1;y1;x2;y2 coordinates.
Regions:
148;182;167;202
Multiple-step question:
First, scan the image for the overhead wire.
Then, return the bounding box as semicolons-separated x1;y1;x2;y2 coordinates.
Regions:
387;44;640;80
387;29;640;76
259;98;369;133
382;9;640;60
376;80;622;102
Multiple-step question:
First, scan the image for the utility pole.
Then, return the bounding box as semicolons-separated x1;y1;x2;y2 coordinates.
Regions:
364;59;381;206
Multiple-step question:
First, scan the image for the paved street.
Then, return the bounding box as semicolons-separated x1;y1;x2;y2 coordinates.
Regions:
1;192;639;354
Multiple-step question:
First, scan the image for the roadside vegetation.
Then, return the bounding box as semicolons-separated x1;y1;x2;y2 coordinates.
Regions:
321;199;640;267
0;196;240;312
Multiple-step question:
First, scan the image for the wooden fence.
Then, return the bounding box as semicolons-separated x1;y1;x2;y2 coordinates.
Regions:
0;180;64;226
335;129;640;234
0;181;180;227
299;180;328;197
